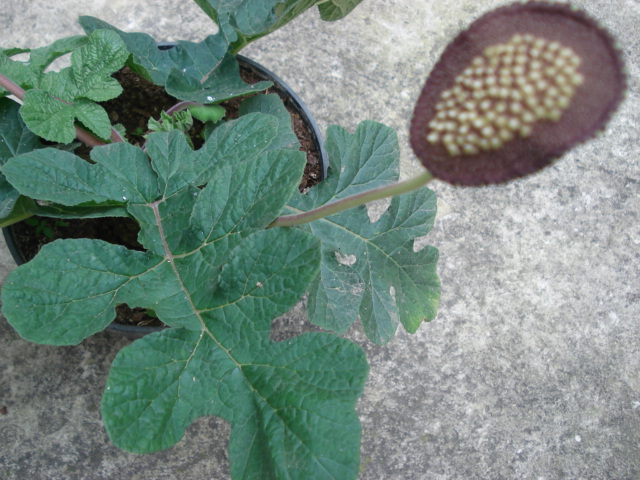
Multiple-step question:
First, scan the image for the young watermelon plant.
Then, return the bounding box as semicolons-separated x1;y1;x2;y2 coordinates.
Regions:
0;1;626;479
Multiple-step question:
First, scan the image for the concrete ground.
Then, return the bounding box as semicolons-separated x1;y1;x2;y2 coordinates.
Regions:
1;0;639;478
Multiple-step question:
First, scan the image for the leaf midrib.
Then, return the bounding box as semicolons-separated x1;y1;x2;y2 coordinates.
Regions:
150;198;341;476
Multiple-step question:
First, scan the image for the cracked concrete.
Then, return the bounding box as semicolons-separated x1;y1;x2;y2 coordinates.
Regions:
1;0;639;478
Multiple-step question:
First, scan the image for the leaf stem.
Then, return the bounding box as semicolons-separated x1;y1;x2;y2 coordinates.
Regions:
166;101;200;116
0;209;32;229
269;170;435;228
0;73;26;99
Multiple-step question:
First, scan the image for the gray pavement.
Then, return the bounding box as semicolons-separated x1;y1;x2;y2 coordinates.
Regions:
1;0;639;478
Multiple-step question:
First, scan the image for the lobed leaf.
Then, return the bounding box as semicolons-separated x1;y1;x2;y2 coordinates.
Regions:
165;51;272;104
4;146;122;206
104;327;367;480
5;29;129;142
79;16;180;85
288;121;441;344
1;108;369;478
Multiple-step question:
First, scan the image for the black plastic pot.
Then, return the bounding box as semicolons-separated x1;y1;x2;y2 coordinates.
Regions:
2;52;328;339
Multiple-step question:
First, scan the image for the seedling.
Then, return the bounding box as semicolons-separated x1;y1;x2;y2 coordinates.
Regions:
23;217;69;240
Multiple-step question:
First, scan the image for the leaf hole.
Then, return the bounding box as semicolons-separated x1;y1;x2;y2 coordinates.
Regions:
335;251;357;266
366;198;391;223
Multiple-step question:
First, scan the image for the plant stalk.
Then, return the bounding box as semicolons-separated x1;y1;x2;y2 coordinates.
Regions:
269;170;435;228
165;101;199;116
0;73;26;99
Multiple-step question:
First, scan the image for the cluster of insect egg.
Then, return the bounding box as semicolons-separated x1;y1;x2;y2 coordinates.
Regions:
426;34;584;156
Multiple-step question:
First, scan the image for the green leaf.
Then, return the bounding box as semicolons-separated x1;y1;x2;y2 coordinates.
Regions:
89;142;161;204
37;29;128;102
0;36;89;97
0;176;21;221
2;111;368;477
188;104;225;123
103;327;367;480
78;16;178;84
148;110;194;134
228;333;366;480
317;0;364;21
26;35;89;74
238;93;299;151
28;202;130;220
191;0;363;53
20;91;112;143
78;17;272;103
165;52;272;104
0;98;45;220
288;121;441;344
3;147;117;205
5;29;129;142
0;52;40;96
1;239;161;344
0;98;44;163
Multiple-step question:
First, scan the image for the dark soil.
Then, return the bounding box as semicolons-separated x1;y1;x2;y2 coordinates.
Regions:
7;59;325;329
99;63;323;190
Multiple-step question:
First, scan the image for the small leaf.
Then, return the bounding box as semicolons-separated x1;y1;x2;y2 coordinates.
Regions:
79;16;179;85
74;98;113;138
37;29;128;102
13;29;128;142
0;52;39;97
19;90;78;143
26;35;89;74
188;104;225;123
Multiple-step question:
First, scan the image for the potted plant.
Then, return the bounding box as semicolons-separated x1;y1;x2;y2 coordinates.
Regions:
1;39;329;336
0;1;626;479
